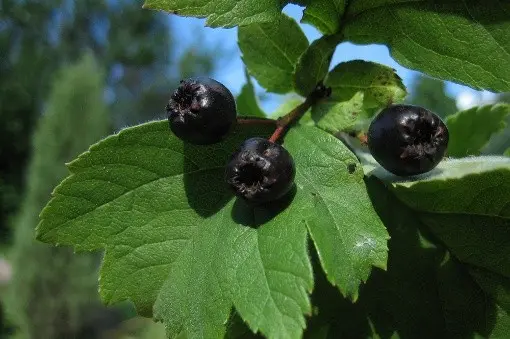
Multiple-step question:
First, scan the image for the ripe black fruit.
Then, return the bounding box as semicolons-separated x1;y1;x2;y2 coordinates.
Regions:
225;138;295;204
368;104;449;176
166;77;237;144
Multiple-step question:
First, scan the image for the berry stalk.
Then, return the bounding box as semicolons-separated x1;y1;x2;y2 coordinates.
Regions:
269;83;331;143
236;117;277;126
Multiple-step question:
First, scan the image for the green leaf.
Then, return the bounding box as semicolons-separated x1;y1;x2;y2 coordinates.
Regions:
347;0;439;16
305;256;387;339
307;177;447;338
325;60;407;110
437;254;503;338
358;153;510;218
312;92;365;133
393;157;510;218
481;110;510;155
38;121;315;339
37;121;312;339
469;269;510;338
143;0;283;28
422;213;510;280
218;197;314;339
310;61;406;133
446;104;510;157
37;121;272;318
308;176;510;338
238;14;309;93
469;267;510;314
153;191;315;338
285;127;389;300
351;142;510;284
360;177;448;338
344;1;510;92
236;71;266;118
294;34;341;97
301;0;346;35
224;313;261;339
506;148;510;156
153;211;233;339
37;121;390;338
488;307;510;339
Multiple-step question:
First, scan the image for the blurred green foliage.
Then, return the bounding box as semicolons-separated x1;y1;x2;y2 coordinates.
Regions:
405;74;458;118
7;54;114;339
483;93;510;155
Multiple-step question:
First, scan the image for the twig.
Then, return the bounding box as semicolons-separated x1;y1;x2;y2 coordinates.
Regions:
269;84;331;143
236;117;277;126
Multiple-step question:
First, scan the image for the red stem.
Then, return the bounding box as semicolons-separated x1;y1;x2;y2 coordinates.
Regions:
237;117;276;126
268;84;330;143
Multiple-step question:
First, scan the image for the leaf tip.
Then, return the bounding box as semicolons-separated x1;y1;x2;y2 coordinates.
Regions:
34;223;44;241
34;220;51;244
346;289;360;303
64;160;74;169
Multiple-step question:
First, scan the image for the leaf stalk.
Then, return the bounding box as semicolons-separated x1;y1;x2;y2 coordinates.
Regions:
269;83;331;143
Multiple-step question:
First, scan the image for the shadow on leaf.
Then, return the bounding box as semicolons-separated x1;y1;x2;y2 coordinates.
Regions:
306;243;375;339
182;123;274;218
360;177;448;338
224;310;264;339
182;142;234;218
306;177;502;338
231;185;296;228
437;254;497;338
362;177;499;338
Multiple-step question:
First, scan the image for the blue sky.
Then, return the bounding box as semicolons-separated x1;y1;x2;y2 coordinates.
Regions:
169;4;494;112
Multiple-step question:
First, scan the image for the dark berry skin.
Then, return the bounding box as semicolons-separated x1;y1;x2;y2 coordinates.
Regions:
225;138;295;204
368;104;449;176
166;77;237;144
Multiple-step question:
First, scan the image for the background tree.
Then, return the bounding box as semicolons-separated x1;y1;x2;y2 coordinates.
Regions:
483;92;510;154
7;54;116;339
405;74;458;118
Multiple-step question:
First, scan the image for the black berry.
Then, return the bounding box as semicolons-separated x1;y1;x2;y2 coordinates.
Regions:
225;138;295;204
166;77;237;144
368;104;449;176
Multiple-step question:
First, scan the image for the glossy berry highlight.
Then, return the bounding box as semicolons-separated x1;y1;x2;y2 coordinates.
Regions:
166;77;237;144
368;104;449;176
225;138;295;204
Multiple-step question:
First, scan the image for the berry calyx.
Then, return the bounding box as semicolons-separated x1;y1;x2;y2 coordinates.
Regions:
368;104;449;176
225;138;295;204
166;77;237;144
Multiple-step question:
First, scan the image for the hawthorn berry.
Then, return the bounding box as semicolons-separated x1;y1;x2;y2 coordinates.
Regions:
225;138;295;204
368;104;449;176
166;77;237;144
